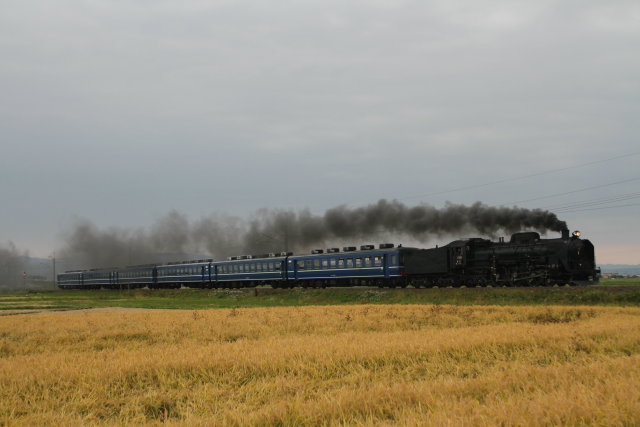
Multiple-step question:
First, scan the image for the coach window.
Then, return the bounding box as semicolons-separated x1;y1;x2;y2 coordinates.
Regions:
356;257;362;268
275;263;281;271
364;257;372;267
314;259;320;269
338;258;344;268
329;258;336;268
374;256;382;266
390;255;397;265
297;260;305;269
322;259;328;269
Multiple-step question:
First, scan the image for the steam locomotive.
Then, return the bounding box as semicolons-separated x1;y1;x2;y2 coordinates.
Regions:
57;229;598;289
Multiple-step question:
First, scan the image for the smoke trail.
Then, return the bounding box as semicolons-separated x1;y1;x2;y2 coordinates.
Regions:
0;242;27;289
60;200;567;269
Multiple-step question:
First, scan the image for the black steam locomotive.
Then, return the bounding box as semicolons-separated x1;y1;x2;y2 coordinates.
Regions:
58;229;598;289
403;229;598;286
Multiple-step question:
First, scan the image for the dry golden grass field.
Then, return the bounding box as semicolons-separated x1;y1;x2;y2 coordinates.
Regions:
1;304;640;425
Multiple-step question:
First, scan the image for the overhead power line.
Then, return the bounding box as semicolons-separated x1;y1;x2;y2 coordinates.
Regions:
507;177;640;205
543;192;640;213
398;151;640;202
551;202;640;213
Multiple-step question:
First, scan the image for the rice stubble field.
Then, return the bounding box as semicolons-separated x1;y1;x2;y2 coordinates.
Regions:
1;303;639;425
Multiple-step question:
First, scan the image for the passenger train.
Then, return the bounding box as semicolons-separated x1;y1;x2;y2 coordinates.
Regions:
58;229;599;289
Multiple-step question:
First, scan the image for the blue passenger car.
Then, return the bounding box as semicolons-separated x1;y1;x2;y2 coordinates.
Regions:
57;271;84;289
116;266;155;289
213;255;288;288
83;269;117;289
155;261;210;288
287;245;405;287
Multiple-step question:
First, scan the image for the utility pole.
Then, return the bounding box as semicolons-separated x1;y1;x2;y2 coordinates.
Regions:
52;254;56;289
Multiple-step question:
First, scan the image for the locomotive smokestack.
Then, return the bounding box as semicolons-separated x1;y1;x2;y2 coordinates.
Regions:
562;228;570;240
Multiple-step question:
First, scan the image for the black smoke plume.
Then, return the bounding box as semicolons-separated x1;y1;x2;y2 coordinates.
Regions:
60;200;567;269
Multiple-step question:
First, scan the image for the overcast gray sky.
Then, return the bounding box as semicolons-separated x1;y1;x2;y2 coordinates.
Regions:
1;0;639;263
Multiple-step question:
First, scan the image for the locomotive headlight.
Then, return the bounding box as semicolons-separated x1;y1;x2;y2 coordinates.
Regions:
572;230;581;237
